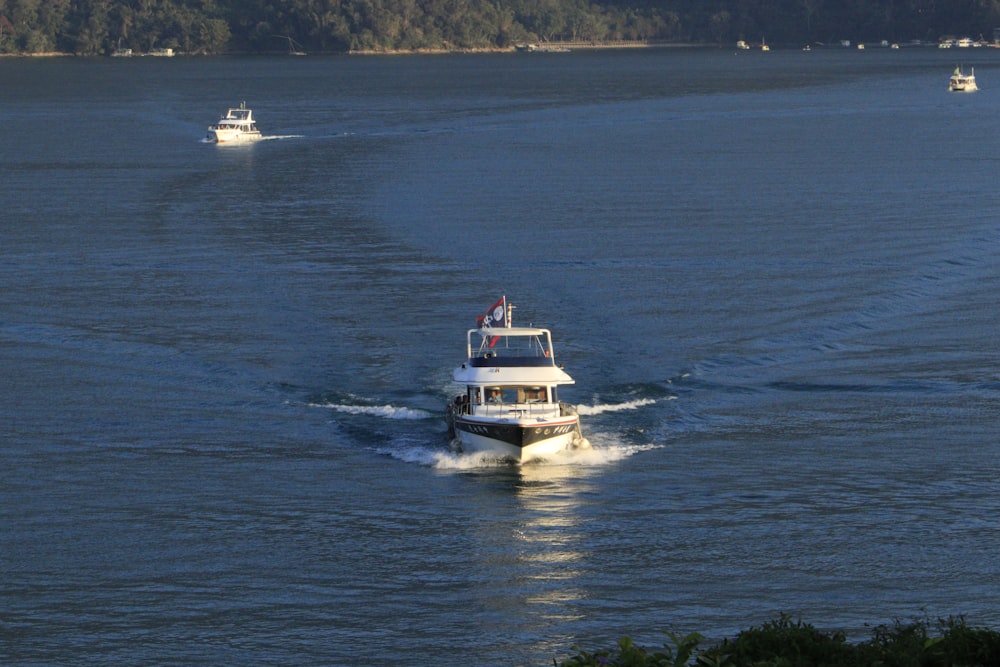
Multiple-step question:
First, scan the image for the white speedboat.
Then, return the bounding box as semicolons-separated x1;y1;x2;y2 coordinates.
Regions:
206;102;263;144
447;297;588;463
949;66;978;92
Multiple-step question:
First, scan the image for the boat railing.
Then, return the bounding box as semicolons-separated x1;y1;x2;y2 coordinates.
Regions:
482;338;550;358
467;328;555;362
468;354;553;367
475;402;561;418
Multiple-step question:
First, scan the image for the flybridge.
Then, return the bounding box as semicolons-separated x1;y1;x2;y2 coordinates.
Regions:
466;327;556;367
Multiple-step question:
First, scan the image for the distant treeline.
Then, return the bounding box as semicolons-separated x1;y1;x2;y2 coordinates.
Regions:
1;0;998;55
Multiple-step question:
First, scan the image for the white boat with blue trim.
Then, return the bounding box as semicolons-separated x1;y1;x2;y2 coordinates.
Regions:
447;297;588;463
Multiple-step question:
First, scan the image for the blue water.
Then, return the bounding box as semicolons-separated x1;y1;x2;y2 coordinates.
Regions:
3;47;1000;665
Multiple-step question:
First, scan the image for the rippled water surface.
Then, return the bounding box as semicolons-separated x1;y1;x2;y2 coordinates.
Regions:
3;47;1000;665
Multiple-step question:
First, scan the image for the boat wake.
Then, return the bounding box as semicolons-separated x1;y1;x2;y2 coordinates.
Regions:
575;397;662;416
310;401;434;420
198;134;304;144
310;391;664;468
378;431;660;470
312;394;665;422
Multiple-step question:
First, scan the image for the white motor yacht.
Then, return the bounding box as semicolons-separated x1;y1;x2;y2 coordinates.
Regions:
949;66;978;92
206;102;263;144
447;297;588;463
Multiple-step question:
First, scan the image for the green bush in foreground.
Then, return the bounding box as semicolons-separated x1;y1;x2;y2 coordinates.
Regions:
558;614;1000;666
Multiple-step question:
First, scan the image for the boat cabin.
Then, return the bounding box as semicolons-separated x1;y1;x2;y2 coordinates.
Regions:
224;107;253;122
210;105;258;132
453;383;563;420
452;326;575;417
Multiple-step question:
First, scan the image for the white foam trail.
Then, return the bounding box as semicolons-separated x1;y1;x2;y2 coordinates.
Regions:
381;437;661;470
542;441;661;464
435;441;660;468
432;451;513;469
575;397;661;416
311;402;434;420
199;135;304;145
377;444;507;469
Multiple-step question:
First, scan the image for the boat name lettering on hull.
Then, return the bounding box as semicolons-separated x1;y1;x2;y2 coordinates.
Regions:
534;424;576;436
455;418;579;448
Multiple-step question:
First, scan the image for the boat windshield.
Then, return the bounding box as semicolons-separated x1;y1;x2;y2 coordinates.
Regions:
482;386;549;404
476;332;550;358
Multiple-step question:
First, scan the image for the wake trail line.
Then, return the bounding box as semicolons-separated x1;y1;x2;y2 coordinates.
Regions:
310;402;434;420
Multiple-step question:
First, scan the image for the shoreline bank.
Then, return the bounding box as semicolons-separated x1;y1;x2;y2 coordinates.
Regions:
0;40;701;58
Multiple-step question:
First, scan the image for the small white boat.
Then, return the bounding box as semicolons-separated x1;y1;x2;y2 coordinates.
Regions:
516;43;570;53
949;66;978;92
447;297;588;463
205;102;263;144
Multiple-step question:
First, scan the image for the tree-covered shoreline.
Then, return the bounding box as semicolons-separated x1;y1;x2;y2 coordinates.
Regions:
1;0;999;57
559;614;1000;666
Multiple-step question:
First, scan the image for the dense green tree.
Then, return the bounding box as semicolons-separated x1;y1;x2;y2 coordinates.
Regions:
0;0;999;54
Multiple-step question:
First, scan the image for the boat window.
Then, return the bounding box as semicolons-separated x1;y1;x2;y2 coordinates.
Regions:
518;386;547;402
477;386;552;404
480;386;549;404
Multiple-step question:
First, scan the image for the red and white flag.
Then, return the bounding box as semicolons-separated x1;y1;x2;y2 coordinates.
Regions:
476;296;507;329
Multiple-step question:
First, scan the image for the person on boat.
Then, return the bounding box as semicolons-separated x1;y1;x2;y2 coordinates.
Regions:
525;387;546;402
487;388;502;403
